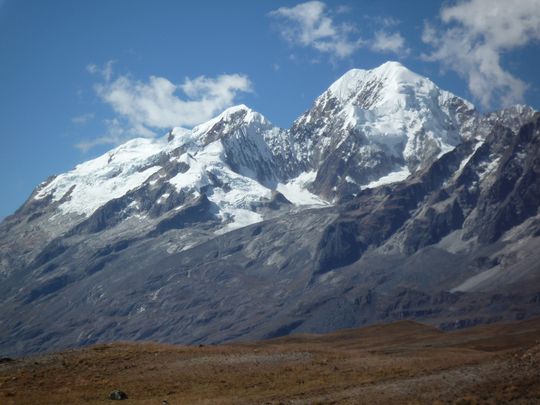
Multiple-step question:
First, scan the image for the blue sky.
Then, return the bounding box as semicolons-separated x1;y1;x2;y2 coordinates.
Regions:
1;0;540;219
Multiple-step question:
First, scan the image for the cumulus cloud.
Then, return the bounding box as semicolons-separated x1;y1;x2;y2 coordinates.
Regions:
371;31;408;54
78;62;253;150
423;0;540;109
269;1;362;59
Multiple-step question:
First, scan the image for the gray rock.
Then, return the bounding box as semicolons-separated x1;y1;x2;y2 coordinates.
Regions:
109;389;128;400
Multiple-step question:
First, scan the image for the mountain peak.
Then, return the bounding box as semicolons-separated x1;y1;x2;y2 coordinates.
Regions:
379;60;405;68
328;61;429;105
373;60;422;81
220;103;251;115
191;104;274;139
207;104;255;125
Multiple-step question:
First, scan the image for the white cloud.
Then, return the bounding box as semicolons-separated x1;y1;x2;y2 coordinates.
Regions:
269;1;362;59
97;73;252;129
423;0;540;109
269;2;408;60
78;62;253;150
71;113;94;125
87;60;115;81
371;31;408;54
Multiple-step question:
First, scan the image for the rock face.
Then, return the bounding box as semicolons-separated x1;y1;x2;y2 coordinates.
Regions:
0;61;539;356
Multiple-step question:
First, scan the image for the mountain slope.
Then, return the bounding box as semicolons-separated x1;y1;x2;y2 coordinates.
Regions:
1;62;539;356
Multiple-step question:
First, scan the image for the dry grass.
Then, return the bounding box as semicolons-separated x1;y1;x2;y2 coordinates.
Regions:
1;319;540;404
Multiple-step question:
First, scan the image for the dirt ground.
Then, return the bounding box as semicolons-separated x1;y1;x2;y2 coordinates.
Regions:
1;319;540;404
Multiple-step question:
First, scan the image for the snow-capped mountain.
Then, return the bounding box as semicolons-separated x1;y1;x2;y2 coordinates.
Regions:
1;61;539;356
28;103;325;245
29;61;476;235
290;61;477;200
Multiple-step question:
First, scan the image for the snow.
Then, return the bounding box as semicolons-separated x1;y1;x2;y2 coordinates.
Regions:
452;138;501;183
214;209;263;235
328;61;426;105
478;157;500;181
168;142;219;192
319;60;475;167
456;140;484;175
168;137;273;205
35;138;164;216
190;104;273;142
157;193;170;204
32;61;478;235
164;105;329;234
32;106;251;221
35;103;290;230
167;133;274;235
437;143;456;158
361;166;411;190
276;171;328;206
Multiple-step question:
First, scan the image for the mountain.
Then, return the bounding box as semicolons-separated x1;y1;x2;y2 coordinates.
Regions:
1;61;539;356
290;61;477;200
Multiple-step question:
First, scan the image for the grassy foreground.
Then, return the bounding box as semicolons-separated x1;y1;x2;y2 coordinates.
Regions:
1;318;540;404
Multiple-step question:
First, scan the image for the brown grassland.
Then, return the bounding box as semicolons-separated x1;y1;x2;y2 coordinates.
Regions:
1;318;540;404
